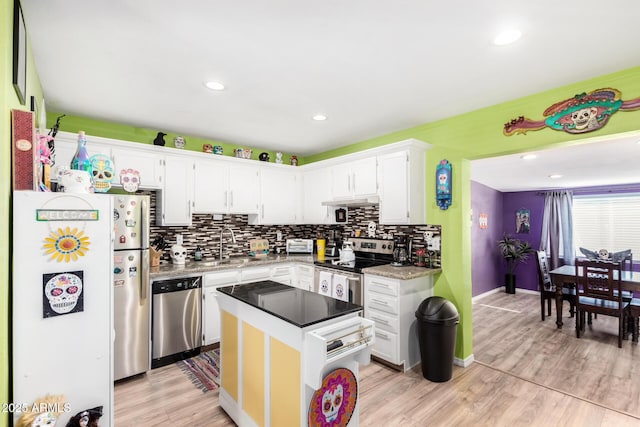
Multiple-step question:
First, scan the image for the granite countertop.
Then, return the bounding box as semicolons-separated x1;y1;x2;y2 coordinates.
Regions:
362;265;442;280
217;280;362;328
149;253;320;279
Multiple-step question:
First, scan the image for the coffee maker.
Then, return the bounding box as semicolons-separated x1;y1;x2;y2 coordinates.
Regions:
392;234;413;266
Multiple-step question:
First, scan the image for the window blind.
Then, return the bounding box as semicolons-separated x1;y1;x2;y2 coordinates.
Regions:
573;194;640;256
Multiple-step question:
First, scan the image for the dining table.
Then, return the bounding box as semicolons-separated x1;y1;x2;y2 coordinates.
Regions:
549;265;640;328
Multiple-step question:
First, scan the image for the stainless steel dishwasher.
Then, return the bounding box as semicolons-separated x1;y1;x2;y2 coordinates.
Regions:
151;276;202;368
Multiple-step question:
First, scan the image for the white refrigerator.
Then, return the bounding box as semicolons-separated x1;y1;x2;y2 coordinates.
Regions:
12;191;113;426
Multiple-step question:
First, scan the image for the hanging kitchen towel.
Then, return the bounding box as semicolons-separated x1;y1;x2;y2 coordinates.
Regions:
318;270;333;297
332;274;349;302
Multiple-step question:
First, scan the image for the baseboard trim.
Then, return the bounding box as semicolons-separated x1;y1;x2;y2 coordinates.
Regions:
454;354;474;368
473;287;539;302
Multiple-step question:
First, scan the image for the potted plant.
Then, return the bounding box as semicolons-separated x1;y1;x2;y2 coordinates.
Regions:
498;234;535;294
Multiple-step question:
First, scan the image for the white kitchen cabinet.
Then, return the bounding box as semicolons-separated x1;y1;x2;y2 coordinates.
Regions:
240;266;271;283
194;158;260;215
271;264;294;286
302;167;335;224
251;166;299;224
111;147;163;189
193;158;227;213
156;155;194;226
295;264;315;291
364;273;434;371
377;143;428;224
202;270;241;345
331;156;377;199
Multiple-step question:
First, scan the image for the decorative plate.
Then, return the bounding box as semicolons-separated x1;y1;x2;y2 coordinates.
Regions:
308;367;357;427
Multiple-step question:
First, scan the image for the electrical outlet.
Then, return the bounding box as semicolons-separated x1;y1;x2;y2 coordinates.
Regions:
212;214;223;221
276;230;282;241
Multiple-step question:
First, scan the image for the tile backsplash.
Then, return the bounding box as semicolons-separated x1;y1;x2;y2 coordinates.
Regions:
147;192;441;267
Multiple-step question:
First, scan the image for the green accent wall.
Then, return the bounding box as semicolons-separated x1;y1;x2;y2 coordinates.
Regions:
305;66;640;361
2;1;44;425
46;112;299;165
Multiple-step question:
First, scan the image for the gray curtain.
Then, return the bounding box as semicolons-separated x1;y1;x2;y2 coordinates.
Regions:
540;190;574;269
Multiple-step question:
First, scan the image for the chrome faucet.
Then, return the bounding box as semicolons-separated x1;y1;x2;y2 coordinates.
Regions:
219;226;237;260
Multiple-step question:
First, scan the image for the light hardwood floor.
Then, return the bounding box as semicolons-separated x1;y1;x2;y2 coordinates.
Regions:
115;292;640;426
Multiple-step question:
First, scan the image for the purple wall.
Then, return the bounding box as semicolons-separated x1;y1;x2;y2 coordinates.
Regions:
471;181;504;296
470;183;640;296
501;191;545;291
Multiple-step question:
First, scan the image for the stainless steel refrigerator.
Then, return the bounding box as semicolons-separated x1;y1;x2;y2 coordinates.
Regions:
113;194;151;380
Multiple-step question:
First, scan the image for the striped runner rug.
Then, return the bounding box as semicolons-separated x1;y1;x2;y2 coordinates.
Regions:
176;349;220;393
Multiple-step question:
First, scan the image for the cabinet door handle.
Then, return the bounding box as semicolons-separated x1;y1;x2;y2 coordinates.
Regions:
261;204;264;219
371;298;389;306
224;191;228;208
372;281;392;290
352;173;355;192
230;191;234;208
347;175;351;192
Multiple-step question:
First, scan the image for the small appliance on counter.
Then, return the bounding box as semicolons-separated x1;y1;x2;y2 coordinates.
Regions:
324;229;342;257
286;238;314;254
392;234;413;266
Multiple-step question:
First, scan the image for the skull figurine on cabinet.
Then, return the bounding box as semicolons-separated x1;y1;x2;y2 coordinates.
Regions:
89;154;114;193
173;136;186;149
170;244;187;265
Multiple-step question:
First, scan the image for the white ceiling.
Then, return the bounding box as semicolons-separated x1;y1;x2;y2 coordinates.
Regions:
20;1;640;169
471;132;640;192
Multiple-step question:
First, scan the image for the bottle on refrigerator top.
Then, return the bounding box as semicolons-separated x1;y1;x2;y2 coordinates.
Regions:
70;131;92;172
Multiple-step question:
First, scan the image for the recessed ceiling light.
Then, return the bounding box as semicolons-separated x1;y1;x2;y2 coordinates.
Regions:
312;114;327;121
493;29;522;46
520;154;537;160
204;81;225;91
549;174;563;179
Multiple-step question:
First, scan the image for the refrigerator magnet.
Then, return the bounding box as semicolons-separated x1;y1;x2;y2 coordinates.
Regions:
128;267;137;278
43;271;84;318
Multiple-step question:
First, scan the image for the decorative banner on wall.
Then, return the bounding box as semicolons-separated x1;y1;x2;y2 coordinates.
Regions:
516;208;530;234
43;271;84;318
479;213;488;229
436;159;452;210
11;109;36;190
503;88;640;136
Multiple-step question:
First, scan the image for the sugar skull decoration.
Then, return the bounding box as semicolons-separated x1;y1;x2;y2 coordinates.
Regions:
89;154;114;193
275;152;283;164
435;159;452;210
65;406;103;427
120;168;141;193
43;272;83;317
203;144;213;153
367;221;376;238
170;244;187;265
308;368;357;427
213;145;223;155
173;136;186;149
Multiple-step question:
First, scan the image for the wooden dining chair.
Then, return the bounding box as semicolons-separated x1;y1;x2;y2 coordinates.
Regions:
574;258;630;348
536;251;575;321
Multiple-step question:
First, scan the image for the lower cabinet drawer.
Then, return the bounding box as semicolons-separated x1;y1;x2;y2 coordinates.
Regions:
372;329;398;363
366;309;398;334
365;292;398;315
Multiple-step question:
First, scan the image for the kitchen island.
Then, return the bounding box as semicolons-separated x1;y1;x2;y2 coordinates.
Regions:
217;280;374;427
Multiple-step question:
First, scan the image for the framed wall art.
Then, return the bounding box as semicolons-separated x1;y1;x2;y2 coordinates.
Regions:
516;208;530;234
12;0;27;105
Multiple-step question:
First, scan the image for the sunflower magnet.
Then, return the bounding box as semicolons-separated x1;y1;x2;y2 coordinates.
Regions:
43;226;91;262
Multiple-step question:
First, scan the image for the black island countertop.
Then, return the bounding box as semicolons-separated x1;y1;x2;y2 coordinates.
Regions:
217;280;363;328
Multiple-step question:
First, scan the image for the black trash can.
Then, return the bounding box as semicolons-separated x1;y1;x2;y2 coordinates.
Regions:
415;296;459;382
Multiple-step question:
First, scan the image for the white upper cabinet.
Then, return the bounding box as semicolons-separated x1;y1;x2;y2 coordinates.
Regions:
377;142;429;224
193;158;228;213
302;167;334;224
251;166;299;224
193;159;260;215
228;164;260;214
156;155;193;226
111;147;163;189
331;156;377;199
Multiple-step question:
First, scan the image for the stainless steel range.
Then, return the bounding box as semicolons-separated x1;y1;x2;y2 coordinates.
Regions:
314;237;395;305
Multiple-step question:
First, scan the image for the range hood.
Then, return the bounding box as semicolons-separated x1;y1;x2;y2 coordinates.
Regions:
321;195;380;207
